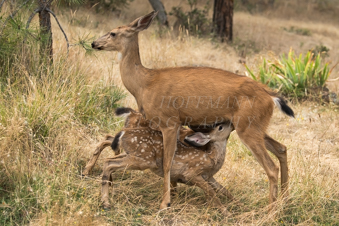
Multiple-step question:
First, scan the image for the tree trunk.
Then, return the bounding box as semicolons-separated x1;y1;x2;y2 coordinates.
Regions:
39;6;53;61
148;0;168;26
213;0;233;42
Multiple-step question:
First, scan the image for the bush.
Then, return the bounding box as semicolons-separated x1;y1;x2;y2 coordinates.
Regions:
283;26;312;36
0;14;34;79
245;50;331;99
310;45;330;59
86;0;134;13
170;0;211;36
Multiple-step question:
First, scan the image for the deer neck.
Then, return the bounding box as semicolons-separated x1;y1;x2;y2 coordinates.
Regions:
212;141;227;163
209;141;227;175
119;34;148;98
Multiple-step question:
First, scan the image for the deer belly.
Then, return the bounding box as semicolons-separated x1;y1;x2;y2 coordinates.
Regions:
151;160;188;180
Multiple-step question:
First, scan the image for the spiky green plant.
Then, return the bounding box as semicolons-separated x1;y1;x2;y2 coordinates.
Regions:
245;50;331;99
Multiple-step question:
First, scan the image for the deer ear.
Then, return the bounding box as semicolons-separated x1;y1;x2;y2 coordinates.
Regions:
128;11;158;32
184;132;211;147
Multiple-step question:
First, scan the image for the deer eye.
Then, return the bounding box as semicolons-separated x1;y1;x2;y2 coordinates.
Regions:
110;32;116;37
218;125;223;131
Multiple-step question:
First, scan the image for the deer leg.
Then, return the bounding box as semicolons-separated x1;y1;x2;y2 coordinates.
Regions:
238;130;279;210
159;124;180;210
101;158;125;209
190;176;229;214
101;155;156;209
264;134;289;198
82;137;114;176
207;177;234;201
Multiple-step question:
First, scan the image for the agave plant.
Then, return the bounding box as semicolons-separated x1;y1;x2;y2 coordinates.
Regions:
246;50;331;99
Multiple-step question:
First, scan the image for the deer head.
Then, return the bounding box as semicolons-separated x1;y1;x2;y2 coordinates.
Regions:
91;11;158;52
185;123;233;147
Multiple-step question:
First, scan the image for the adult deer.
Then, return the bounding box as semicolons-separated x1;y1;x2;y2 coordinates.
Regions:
91;11;294;210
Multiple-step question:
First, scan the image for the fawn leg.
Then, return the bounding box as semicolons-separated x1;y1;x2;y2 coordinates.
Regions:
101;155;156;209
208;177;234;201
83;136;114;176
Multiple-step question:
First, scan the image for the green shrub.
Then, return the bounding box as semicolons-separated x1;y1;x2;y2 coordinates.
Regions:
245;50;331;99
170;0;211;36
283;26;312;36
86;0;134;13
310;45;330;59
0;14;36;79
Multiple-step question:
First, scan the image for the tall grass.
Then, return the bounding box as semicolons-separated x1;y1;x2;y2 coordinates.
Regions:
0;9;125;224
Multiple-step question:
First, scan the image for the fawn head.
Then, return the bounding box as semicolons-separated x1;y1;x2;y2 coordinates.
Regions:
91;11;158;52
184;122;233;147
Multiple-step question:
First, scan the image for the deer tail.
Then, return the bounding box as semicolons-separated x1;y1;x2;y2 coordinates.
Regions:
111;131;124;154
271;96;295;118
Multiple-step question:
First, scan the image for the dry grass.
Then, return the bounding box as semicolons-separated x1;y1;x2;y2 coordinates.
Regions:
1;1;339;225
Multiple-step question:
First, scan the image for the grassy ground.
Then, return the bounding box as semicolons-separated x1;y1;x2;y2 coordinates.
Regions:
1;0;339;225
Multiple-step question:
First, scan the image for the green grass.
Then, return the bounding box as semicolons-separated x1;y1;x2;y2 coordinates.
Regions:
0;9;125;224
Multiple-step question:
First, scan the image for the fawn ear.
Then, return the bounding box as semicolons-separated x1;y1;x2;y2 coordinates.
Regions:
184;132;211;147
128;11;158;32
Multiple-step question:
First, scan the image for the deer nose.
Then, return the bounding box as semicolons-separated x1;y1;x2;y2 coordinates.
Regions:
91;42;95;48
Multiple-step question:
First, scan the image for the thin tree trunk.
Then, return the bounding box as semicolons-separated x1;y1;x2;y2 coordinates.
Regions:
148;0;168;26
39;4;53;61
213;0;233;42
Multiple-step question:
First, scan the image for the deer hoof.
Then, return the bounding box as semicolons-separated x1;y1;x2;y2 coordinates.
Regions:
81;174;90;179
102;201;111;210
159;202;171;210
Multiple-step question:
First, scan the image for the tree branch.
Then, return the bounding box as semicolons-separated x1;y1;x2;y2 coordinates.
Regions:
45;8;69;54
22;7;41;43
0;0;6;12
8;0;30;18
25;8;41;29
47;0;54;7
